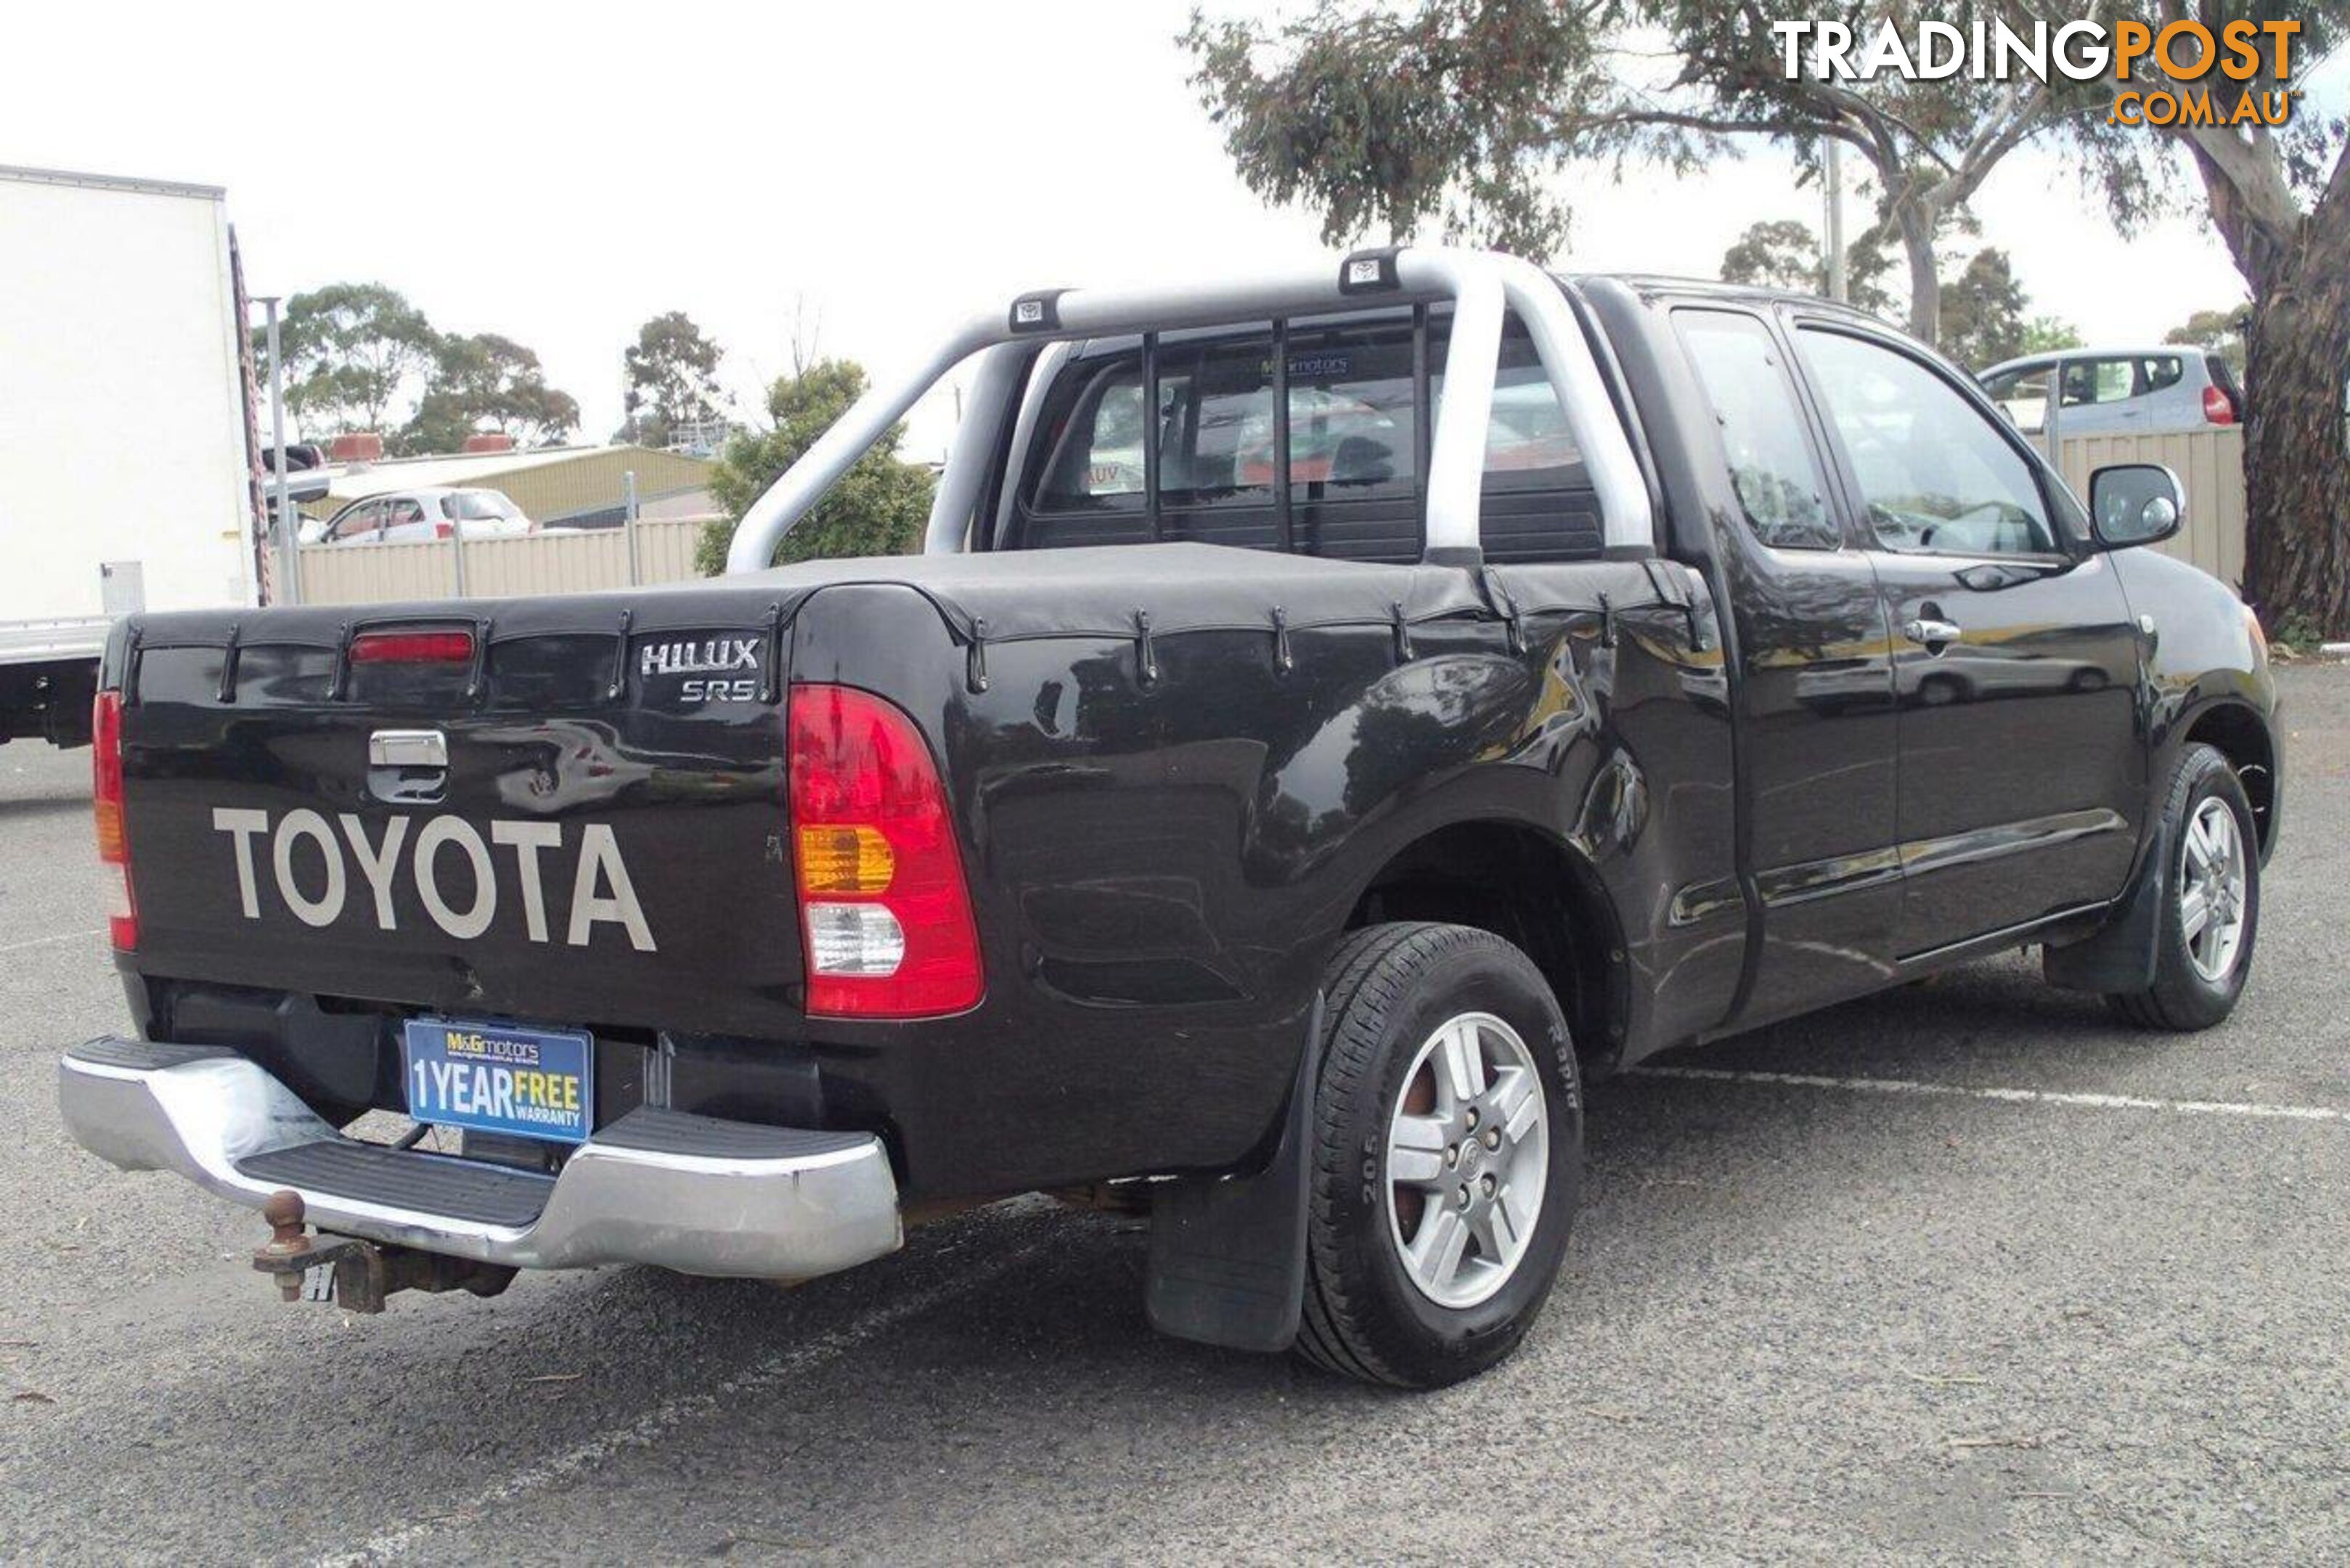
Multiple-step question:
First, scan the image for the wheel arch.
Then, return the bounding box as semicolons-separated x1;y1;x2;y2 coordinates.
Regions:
1342;817;1630;1077
2179;698;2277;859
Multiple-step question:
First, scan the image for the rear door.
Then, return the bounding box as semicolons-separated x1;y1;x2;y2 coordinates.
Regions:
1671;306;1901;1021
383;497;432;543
1790;322;2142;957
2055;356;2144;435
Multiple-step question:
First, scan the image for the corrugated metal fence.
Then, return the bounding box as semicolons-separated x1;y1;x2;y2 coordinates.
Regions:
292;432;2252;606
295;518;707;605
2057;428;2246;588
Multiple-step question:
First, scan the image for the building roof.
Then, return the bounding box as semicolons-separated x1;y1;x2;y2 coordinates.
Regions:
319;444;653;494
0;163;225;201
312;444;717;524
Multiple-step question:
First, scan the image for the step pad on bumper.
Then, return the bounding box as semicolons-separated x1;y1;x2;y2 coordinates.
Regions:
238;1142;555;1227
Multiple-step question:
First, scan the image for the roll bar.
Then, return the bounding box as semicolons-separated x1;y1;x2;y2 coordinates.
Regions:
723;247;1652;574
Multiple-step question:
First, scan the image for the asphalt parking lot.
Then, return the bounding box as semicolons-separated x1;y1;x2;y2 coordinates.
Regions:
1;667;2344;1566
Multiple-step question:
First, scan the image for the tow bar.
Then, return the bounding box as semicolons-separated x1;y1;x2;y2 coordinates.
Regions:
250;1190;517;1313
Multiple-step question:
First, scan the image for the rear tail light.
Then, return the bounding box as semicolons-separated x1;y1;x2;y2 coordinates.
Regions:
2203;385;2237;425
787;684;982;1018
91;690;136;950
434;520;455;539
350;629;475;664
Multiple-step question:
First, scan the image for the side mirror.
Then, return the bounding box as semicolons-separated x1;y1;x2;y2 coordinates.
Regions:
2089;463;2183;550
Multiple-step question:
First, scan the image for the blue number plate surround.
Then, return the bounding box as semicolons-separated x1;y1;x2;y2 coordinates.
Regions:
402;1018;595;1146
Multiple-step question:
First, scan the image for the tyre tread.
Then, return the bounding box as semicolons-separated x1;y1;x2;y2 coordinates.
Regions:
2103;743;2256;1032
1294;921;1572;1389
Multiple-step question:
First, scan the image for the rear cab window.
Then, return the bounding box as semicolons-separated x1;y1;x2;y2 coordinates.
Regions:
1014;308;1599;563
1673;309;1840;551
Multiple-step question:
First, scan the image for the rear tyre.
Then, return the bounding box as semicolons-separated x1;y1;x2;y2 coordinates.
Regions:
2107;743;2259;1031
1295;922;1582;1389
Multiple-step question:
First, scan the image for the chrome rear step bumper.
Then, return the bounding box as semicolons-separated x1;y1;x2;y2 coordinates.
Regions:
59;1037;902;1281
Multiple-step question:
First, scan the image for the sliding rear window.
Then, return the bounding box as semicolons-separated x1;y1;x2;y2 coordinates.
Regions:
1016;310;1596;563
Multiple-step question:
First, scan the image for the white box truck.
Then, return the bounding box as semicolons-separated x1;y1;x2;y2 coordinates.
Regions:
0;163;258;747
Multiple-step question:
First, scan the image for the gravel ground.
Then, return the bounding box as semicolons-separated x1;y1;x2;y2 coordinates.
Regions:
0;666;2343;1565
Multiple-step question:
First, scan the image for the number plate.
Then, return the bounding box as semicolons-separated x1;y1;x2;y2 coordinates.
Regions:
402;1018;594;1146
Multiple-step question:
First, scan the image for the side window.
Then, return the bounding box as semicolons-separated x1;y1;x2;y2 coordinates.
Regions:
2060;357;2137;407
1674;310;1840;550
2139;355;2184;393
388;498;427;528
1981;363;2052;434
329;502;378;541
1797;328;2060;557
1032;360;1156;507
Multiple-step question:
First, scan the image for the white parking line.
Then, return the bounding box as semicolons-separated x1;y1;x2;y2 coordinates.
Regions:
1631;1065;2348;1124
318;1236;1041;1566
0;928;103;955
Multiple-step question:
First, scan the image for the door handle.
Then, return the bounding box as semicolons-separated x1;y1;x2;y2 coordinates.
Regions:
1903;617;1963;649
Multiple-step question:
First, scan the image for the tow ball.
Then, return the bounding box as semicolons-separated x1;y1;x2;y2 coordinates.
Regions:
250;1190;517;1313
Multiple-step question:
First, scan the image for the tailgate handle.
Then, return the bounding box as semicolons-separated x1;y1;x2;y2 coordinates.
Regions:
369;730;448;769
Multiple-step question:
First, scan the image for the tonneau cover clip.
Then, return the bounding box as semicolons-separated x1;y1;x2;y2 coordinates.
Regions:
966;616;991;695
759;601;785;703
1480;569;1525;655
607;608;634;701
1134;609;1159;687
216;620;242;703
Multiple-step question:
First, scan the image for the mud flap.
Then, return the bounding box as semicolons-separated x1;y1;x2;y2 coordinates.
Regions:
1144;995;1323;1354
2044;819;2170;994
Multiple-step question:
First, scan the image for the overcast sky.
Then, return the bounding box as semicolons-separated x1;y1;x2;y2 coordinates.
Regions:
7;1;2330;457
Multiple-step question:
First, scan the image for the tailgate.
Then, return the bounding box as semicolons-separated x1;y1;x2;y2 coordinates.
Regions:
115;591;800;1036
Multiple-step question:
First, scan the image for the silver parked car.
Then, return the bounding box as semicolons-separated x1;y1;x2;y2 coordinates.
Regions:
1977;347;2244;437
311;486;536;547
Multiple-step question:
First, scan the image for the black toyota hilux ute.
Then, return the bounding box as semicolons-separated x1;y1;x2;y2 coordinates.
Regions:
62;250;2279;1388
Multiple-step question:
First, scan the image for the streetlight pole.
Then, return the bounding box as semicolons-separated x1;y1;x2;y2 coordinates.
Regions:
256;295;299;605
1824;141;1848;304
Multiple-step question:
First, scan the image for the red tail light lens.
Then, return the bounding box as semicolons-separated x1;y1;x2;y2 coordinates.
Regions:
350;629;475;664
91;690;136;950
787;684;982;1018
434;520;455;539
2203;385;2237;425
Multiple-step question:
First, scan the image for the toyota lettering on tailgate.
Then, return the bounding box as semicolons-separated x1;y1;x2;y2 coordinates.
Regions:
207;809;656;951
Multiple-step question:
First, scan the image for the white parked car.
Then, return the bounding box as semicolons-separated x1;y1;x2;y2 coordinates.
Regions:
314;487;536;547
1976;348;2243;437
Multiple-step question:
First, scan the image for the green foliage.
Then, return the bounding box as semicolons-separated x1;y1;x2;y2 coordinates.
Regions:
1936;248;2029;369
1183;0;1596;255
1183;1;2169;341
2272;610;2324;653
2020;316;2084;354
696;359;935;574
2164;306;2251;375
619;313;725;449
264;284;578;451
273;282;437;436
1187;0;2349;628
1717;218;1895;317
396;333;579;455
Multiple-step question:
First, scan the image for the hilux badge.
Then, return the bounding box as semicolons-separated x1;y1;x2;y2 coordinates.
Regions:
640;637;759;678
